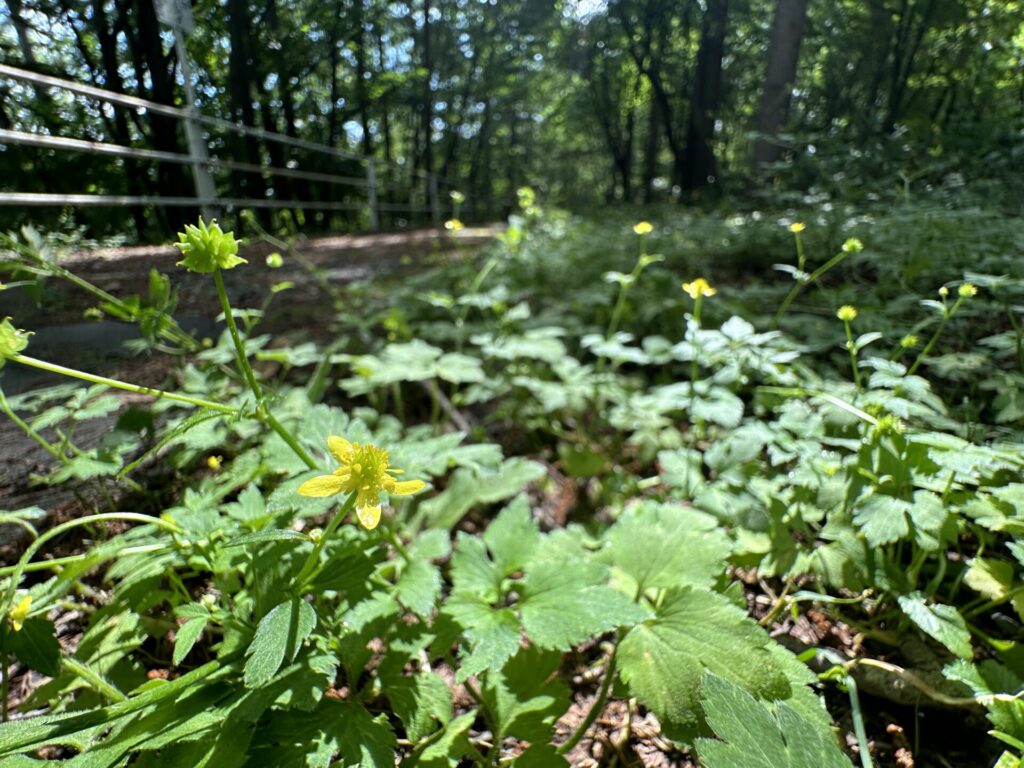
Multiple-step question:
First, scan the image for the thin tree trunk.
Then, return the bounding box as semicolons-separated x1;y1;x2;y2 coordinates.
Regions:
752;0;809;172
681;0;728;192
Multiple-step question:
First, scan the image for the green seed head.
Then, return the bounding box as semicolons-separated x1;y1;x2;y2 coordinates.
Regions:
842;238;864;254
0;317;31;367
174;218;246;274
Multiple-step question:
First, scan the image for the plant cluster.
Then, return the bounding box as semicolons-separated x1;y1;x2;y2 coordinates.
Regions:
1;200;1023;766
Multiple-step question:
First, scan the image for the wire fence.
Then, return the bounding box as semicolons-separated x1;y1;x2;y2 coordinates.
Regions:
0;62;450;232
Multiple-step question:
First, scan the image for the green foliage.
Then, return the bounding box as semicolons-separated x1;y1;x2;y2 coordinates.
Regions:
696;673;852;768
6;201;1024;765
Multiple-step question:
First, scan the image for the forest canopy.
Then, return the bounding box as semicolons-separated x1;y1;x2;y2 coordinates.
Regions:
1;0;1022;239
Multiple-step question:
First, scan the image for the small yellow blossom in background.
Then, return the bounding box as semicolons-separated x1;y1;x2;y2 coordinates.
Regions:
207;455;223;471
836;305;858;322
266;252;284;269
633;221;654;236
682;278;717;300
298;436;426;530
938;286;950;298
900;334;918;349
444;218;465;233
842;238;864;253
959;283;978;298
788;222;806;234
8;594;31;632
174;218;246;273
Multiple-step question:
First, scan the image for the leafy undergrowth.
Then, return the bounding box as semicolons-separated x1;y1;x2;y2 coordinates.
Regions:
1;197;1024;767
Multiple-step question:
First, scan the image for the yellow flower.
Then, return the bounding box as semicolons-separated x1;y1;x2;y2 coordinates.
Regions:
297;437;426;530
206;455;223;471
444;218;465;233
682;278;716;299
837;305;858;322
788;222;806;234
633;221;654;236
8;594;31;632
958;283;978;298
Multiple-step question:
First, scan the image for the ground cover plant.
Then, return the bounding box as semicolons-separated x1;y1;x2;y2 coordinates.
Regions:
1;197;1024;767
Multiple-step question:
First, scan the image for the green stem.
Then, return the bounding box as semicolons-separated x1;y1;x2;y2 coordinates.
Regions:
558;638;619;755
213;268;263;398
0;386;62;459
0;513;184;630
1;649;7;721
62;657;126;703
844;320;862;390
845;673;875;768
774;248;853;325
758;386;879;426
297;492;358;590
8;354;236;414
0;544;165;578
690;295;703;385
212;268;317;470
907;298;963;376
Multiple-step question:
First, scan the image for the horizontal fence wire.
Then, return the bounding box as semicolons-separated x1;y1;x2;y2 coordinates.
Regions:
0;63;455;222
0;193;375;210
0;129;370;187
0;64;447;183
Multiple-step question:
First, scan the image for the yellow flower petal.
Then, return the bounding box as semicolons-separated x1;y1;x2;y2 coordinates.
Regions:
327;435;354;465
356;504;382;530
390;479;426;496
10;594;31;632
297;474;348;497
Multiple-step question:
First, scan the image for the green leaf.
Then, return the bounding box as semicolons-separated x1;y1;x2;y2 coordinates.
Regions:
618;587;790;736
512;744;570;766
696;673;851;768
173;617;208;667
852;493;910;546
244;599;317;688
898;593;972;658
396;558;442;617
519;559;650;650
482;495;540;576
964;558;1024;620
446;596;520;682
482;646;569;743
385;671;452;742
412;710;476;766
603;501;731;593
5;618;60;677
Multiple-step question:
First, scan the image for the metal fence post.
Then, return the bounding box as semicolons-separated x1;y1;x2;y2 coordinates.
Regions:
366;159;379;231
428;173;440;225
159;0;218;221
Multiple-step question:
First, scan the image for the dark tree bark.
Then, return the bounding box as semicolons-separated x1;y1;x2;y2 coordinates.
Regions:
641;96;660;202
227;0;268;214
681;0;728;192
752;0;809;172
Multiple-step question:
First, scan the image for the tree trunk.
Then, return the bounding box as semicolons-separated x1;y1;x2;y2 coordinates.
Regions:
752;0;808;173
642;96;660;202
681;0;728;192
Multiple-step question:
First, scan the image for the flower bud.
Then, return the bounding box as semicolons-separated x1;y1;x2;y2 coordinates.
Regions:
174;218;246;274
